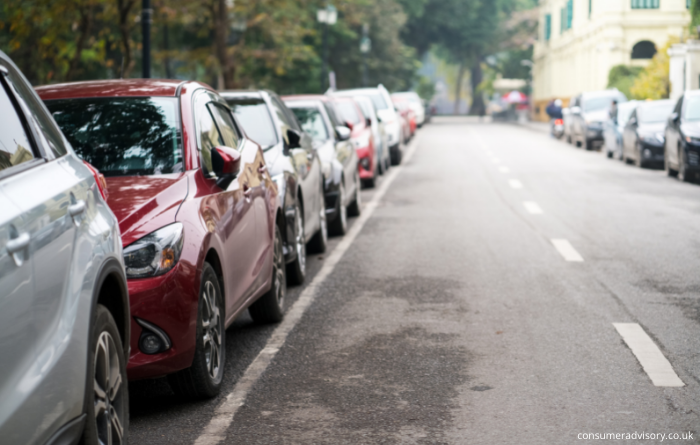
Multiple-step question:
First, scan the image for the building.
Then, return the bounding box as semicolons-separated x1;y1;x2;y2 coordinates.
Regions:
532;0;691;121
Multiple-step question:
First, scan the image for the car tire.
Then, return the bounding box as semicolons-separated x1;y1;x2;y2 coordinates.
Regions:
678;149;691;183
286;202;306;286
329;180;348;236
249;224;287;324
307;192;328;254
81;305;129;445
169;263;225;399
606;150;613;159
347;173;362;217
390;144;402;166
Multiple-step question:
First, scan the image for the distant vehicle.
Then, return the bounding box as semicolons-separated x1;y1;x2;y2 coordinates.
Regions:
333;85;403;165
622;99;674;168
331;96;379;187
552;118;565;139
392;96;416;142
1;51;130;445
392;91;426;127
664;90;700;182
40;80;286;400
354;95;391;175
569;90;628;150
283;95;362;236
221;90;328;284
603;101;638;160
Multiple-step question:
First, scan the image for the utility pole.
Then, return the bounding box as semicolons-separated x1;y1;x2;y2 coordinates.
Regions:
360;24;371;87
317;4;337;92
142;0;152;78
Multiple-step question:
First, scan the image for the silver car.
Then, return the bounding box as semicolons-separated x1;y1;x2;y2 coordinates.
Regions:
0;51;130;445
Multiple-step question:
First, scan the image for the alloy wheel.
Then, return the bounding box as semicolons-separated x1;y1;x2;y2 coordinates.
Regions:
94;331;125;445
201;280;222;380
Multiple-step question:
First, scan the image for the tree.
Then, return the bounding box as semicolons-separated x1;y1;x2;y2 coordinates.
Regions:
629;37;679;101
607;65;643;99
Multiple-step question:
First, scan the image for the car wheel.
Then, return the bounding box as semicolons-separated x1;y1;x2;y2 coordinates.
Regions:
347;172;362;217
665;151;677;177
81;305;129;445
606;150;613;159
329;180;348;236
307;191;328;254
249;224;287;323
169;263;225;399
678;149;691;182
286;202;306;285
390;144;402;166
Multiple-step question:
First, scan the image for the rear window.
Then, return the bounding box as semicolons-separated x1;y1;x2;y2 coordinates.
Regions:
226;98;278;148
335;101;362;125
367;93;388;110
45;97;183;176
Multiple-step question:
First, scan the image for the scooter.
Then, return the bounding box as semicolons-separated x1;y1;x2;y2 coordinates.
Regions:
551;118;564;139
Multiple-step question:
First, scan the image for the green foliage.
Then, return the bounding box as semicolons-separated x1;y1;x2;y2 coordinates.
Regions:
415;75;436;100
691;0;700;31
630;37;678;101
607;65;643;99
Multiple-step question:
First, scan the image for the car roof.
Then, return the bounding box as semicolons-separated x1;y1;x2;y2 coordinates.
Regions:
219;90;265;100
334;88;382;95
282;94;330;102
34;79;202;100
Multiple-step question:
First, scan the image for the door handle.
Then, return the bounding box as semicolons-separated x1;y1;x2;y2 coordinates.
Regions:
68;200;86;217
6;232;30;254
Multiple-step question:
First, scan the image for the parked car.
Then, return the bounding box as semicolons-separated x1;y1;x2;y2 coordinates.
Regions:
333;85;403;165
39;79;286;400
665;90;700;182
283;95;362;236
569;89;627;150
1;51;130;445
392;91;426;127
622;99;674;168
221;90;327;284
392;97;416;142
354;95;391;175
603;100;638;160
330;96;379;187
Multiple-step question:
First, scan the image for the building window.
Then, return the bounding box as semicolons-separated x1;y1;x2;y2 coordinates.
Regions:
688;0;691;8
567;0;573;28
589;0;592;17
631;0;659;8
545;14;551;40
631;40;657;59
560;8;565;33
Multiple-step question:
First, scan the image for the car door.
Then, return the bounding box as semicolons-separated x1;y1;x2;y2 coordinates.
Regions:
0;61;91;443
667;96;683;167
194;91;259;318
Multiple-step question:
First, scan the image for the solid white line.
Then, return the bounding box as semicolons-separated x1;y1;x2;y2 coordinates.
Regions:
613;323;684;387
508;179;523;189
499;166;510;173
193;137;422;445
551;239;584;262
523;201;543;214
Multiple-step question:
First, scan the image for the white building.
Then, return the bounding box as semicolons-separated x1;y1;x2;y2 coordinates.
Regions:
532;0;690;120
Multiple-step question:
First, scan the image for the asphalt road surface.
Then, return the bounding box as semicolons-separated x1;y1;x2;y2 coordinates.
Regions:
129;117;700;444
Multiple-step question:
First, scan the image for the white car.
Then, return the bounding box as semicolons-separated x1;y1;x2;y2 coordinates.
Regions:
392;91;426;127
352;95;390;174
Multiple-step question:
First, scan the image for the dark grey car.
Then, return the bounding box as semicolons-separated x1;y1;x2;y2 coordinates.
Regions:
569;90;627;150
0;51;130;445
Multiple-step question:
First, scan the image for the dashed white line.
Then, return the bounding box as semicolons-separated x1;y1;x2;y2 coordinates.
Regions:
193;138;422;445
613;323;684;387
523;201;543;214
551;239;584;262
499;166;510;173
508;179;523;189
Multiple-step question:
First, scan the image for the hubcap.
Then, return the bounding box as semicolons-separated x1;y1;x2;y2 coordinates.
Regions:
94;331;124;445
201;280;222;380
274;229;286;307
295;206;306;274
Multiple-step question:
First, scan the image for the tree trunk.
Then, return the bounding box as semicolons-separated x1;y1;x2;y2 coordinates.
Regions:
453;61;465;115
213;0;236;88
116;0;136;78
469;57;485;116
66;2;93;81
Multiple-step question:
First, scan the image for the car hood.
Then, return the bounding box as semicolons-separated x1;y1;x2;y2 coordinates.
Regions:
638;122;666;134
105;174;188;246
583;109;609;123
680;121;700;137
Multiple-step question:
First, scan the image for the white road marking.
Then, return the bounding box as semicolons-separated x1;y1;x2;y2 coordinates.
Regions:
613;323;684;387
551;239;584;262
523;201;543;214
508;179;523;189
499;166;510;173
193;138;422;445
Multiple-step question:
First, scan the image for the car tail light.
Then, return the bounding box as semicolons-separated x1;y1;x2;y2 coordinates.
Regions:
83;160;108;202
555;119;564;125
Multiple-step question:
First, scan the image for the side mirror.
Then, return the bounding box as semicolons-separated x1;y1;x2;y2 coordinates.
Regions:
345;121;354;130
570;106;581;115
212;146;241;189
284;128;302;150
335;126;351;141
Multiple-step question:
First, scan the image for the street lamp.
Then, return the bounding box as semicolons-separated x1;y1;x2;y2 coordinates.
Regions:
360;24;371;87
317;4;337;92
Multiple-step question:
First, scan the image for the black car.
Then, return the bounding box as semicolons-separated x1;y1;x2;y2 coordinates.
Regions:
221;90;327;285
569;90;627;150
622;99;674;168
665;90;700;182
283;95;362;237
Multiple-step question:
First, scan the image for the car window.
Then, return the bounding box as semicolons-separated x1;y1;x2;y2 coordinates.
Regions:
46;97;183;176
335;101;362;124
0;81;35;172
290;106;330;141
324;102;342;127
208;103;240;148
227;98;278;149
617;103;636;125
195;95;224;175
4;63;66;159
683;96;700;121
269;96;298;131
367;93;389;110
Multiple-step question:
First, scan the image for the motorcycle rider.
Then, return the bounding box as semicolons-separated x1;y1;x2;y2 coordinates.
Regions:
546;99;564;138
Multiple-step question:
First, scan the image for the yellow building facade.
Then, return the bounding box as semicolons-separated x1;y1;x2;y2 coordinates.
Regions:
532;0;690;120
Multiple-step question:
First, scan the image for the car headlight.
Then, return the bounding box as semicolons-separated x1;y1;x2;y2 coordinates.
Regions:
124;223;184;278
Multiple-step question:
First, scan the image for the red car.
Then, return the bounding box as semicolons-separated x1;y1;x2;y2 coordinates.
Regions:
332;97;378;188
38;79;286;399
392;96;417;142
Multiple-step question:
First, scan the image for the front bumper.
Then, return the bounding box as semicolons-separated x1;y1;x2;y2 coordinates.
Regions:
639;141;665;164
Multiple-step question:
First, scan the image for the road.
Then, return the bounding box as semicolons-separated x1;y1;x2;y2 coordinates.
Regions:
129;117;700;444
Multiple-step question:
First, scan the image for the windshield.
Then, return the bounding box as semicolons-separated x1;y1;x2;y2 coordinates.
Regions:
290;106;329;141
46;97;182;176
335;101;362;124
367;93;389;110
583;96;622;113
683;96;700;121
617;103;636;125
638;102;675;124
226;98;278;148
